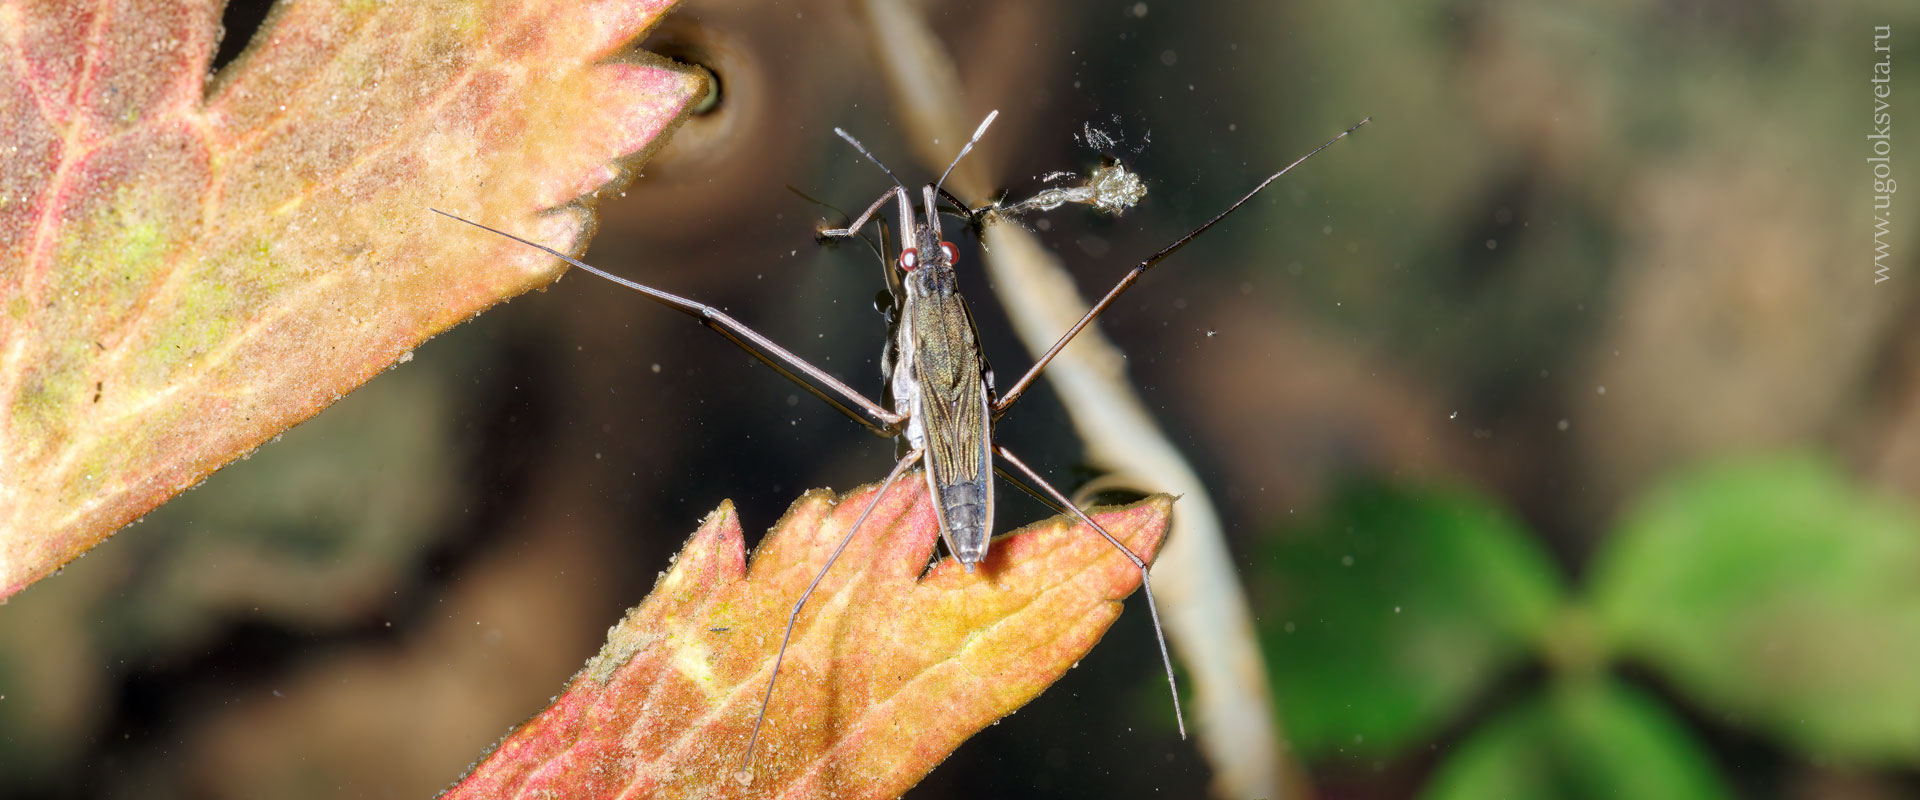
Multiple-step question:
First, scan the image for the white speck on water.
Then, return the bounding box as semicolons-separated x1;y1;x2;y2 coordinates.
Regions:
1596;385;1607;395
1131;2;1148;17
651;363;661;373
1557;418;1571;431
1486;239;1498;250
1160;50;1178;66
1449;411;1458;420
1341;555;1354;567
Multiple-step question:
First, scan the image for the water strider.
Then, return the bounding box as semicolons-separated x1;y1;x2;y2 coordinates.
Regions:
431;111;1366;776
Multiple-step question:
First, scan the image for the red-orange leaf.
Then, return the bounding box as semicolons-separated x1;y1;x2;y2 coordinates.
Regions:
0;0;703;598
444;475;1174;799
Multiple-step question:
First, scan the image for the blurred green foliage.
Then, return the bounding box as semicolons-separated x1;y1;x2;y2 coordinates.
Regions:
1425;679;1729;800
1259;483;1563;757
1259;455;1920;796
1594;458;1920;762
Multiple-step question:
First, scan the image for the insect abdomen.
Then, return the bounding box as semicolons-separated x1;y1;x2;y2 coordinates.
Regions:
935;475;990;564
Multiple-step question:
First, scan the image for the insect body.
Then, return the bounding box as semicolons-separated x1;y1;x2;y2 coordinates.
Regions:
431;111;1365;776
843;183;997;566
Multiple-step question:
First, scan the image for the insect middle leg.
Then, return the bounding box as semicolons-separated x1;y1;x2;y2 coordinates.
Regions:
430;209;905;436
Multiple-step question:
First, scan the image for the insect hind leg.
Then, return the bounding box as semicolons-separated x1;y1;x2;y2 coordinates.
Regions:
993;444;1186;739
741;448;924;776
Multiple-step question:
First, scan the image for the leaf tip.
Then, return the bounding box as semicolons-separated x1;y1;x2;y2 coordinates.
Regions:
1096;493;1177;564
674;499;749;588
1142;492;1177;523
701;497;738;529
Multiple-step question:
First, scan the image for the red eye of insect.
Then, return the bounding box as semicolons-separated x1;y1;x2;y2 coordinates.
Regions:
898;247;918;272
939;241;958;264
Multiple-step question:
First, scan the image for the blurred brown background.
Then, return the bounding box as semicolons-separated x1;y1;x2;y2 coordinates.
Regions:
3;0;1918;798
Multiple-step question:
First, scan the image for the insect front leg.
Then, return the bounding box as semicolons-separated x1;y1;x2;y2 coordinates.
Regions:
820;184;906;240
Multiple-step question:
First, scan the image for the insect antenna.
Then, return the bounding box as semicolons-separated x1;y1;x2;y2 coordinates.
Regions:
934;109;999;195
922;111;1002;244
833;127;911;196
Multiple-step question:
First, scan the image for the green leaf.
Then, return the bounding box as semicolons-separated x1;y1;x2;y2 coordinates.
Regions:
1259;482;1564;759
1421;678;1730;800
1591;455;1920;762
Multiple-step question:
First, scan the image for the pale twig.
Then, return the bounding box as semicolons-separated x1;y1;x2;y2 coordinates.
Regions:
853;1;1295;797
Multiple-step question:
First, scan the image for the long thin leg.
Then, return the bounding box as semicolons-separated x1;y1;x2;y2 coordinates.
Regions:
993;463;1071;517
820;184;909;240
994;444;1186;739
431;210;905;434
742;448;923;772
821;185;918;307
790;184;892;268
992;118;1370;414
704;324;894;438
